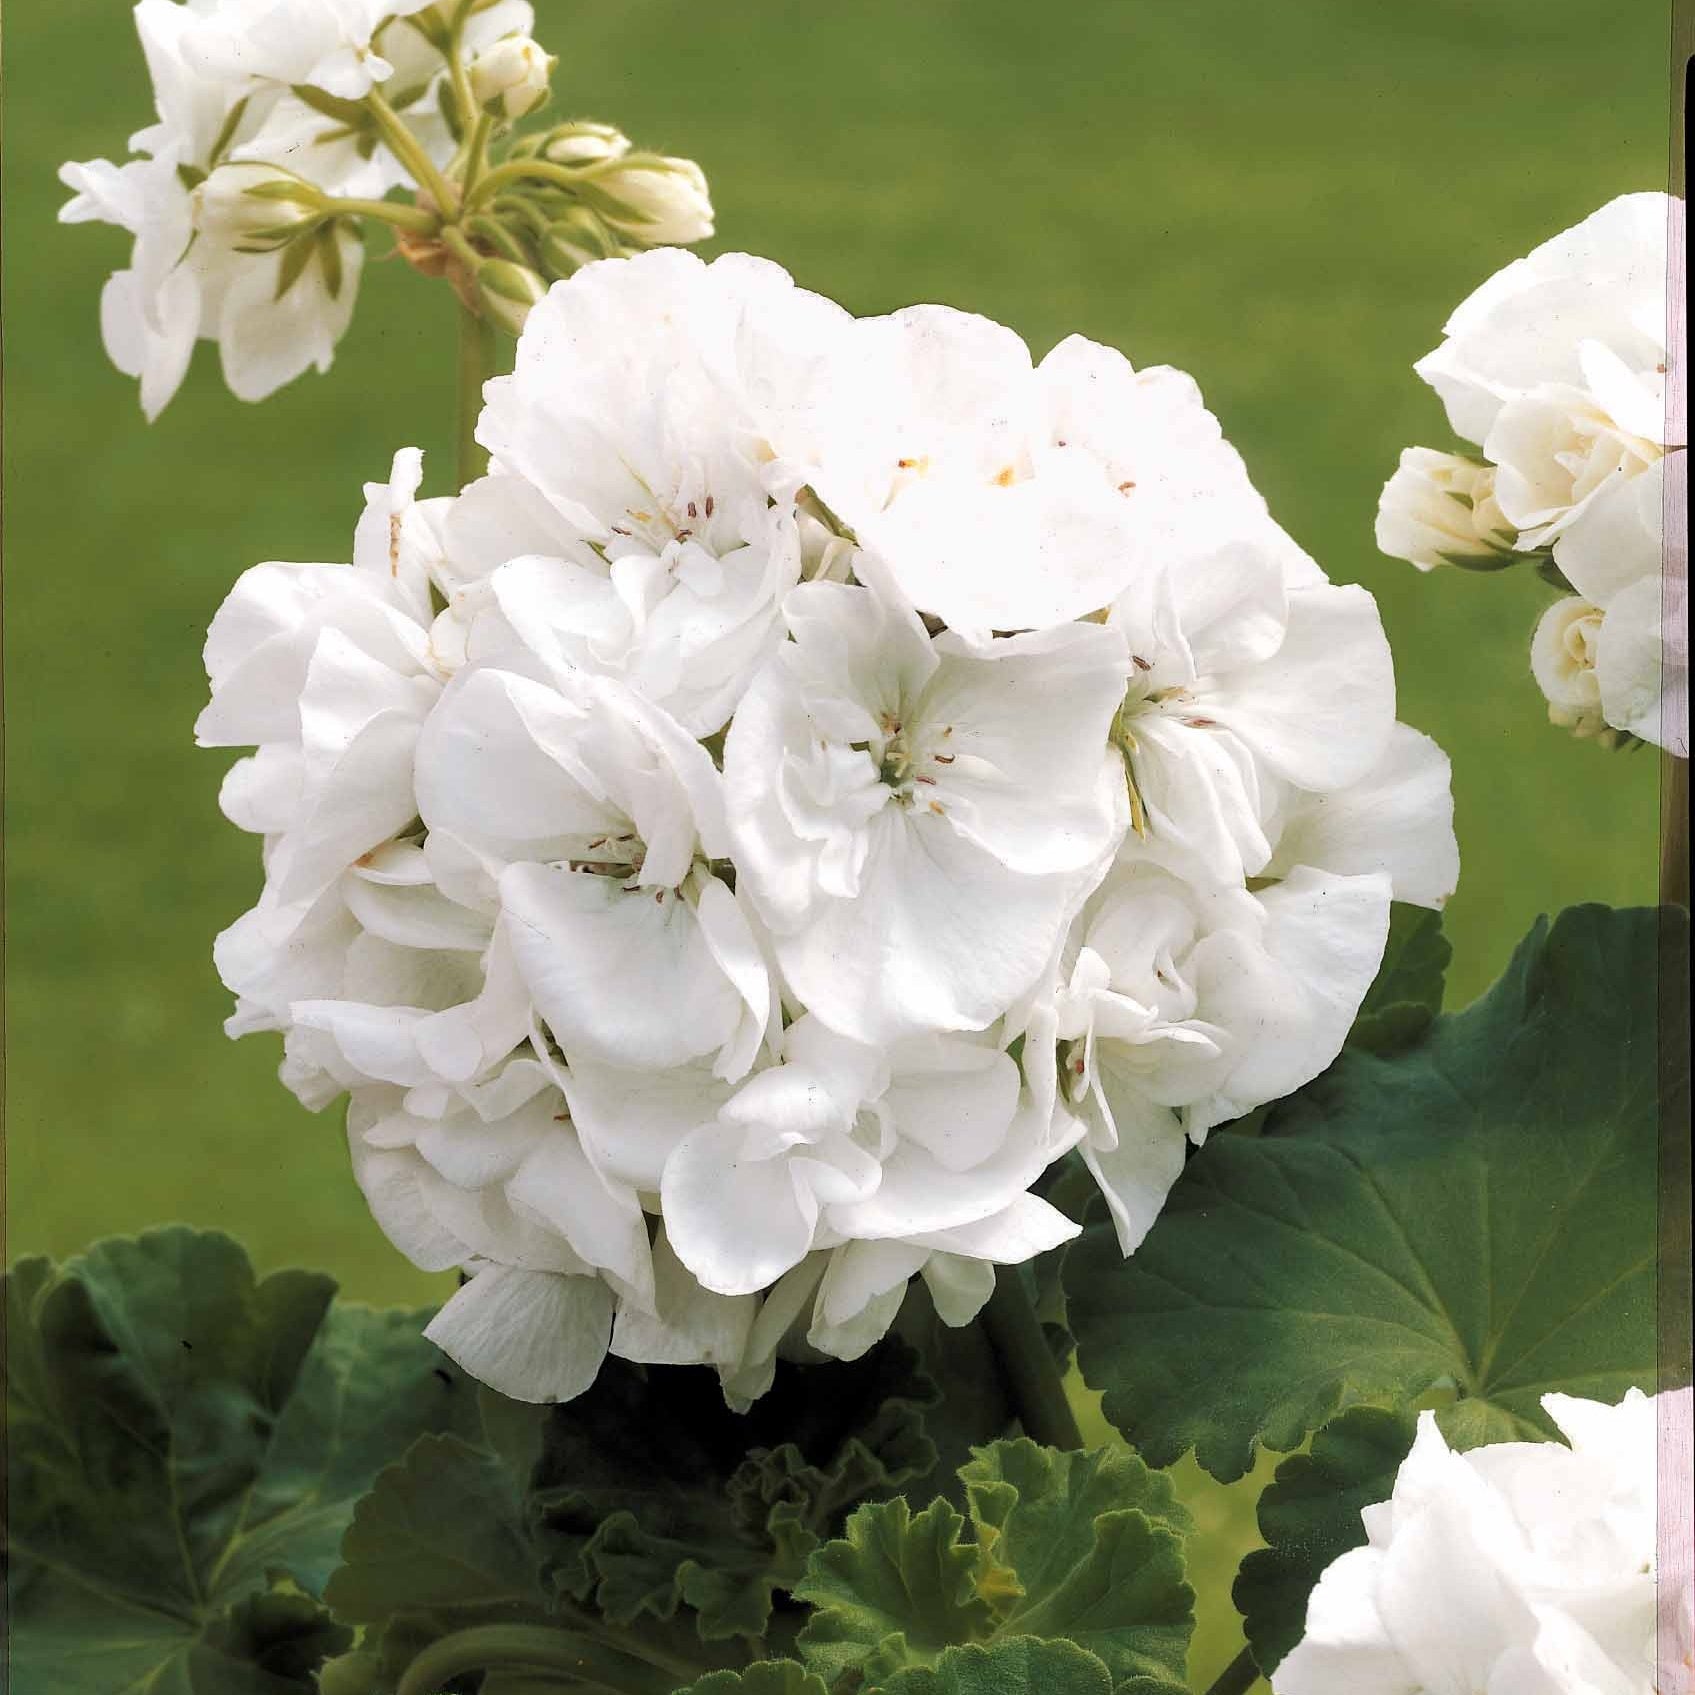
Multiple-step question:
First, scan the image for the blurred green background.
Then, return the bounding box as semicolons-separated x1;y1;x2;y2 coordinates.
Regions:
2;0;1666;1682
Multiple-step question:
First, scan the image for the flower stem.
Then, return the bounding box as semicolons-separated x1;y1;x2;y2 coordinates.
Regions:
365;85;458;214
394;1625;682;1695
463;154;588;210
319;196;442;235
1203;1646;1263;1695
1661;752;1688;908
980;1266;1083;1451
456;298;496;489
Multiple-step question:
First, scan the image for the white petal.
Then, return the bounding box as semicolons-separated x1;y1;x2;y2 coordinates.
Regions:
502;863;744;1069
1265;724;1459;910
424;1264;613;1404
661;1118;817;1296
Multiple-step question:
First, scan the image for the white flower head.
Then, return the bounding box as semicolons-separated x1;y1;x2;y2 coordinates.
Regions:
1274;1389;1667;1695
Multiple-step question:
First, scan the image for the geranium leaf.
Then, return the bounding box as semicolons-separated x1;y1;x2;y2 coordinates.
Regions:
1347;902;1450;1054
531;1341;939;1643
1232;1405;1418;1676
879;1637;1116;1694
3;1227;476;1694
1067;904;1680;1483
675;1661;831;1694
324;1432;548;1675
796;1440;1193;1685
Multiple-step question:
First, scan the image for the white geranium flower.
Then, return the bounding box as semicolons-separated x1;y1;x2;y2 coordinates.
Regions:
724;580;1130;1044
1375;447;1516;570
649;1015;1077;1296
59;0;536;413
1414;193;1672;448
1033;860;1390;1253
1545;454;1687;754
473;249;863;735
1105;528;1398;889
1274;1390;1665;1695
227;2;535;200
716;1239;1010;1411
197;450;443;910
801;316;1279;636
58;0;363;416
184;0;438;98
1531;595;1612;741
414;663;772;1079
1261;723;1461;913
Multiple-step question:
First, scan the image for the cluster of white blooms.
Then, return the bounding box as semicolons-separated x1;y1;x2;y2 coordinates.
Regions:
58;0;713;418
1377;193;1686;756
1276;1388;1689;1695
200;249;1458;1405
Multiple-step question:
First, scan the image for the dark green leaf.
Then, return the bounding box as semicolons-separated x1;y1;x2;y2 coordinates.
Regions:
3;1228;475;1694
531;1341;939;1643
1232;1406;1417;1675
1068;904;1680;1482
676;1661;831;1694
1347;903;1450;1055
879;1637;1116;1694
796;1440;1192;1685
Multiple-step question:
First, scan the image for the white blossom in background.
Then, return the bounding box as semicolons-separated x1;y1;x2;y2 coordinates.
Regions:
57;0;534;416
1274;1389;1671;1695
1376;192;1684;754
1375;447;1514;571
201;250;1457;1405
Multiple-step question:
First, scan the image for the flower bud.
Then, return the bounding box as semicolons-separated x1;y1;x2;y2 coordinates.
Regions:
538;204;621;275
542;120;632;168
469;36;555;121
585;154;714;247
476;259;548;334
1375;447;1518;571
1531;595;1616;740
191;161;324;253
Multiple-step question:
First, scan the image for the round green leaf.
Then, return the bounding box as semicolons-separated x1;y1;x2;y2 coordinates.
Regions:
1067;904;1682;1482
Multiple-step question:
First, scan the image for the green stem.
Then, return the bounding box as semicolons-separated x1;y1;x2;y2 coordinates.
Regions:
365;84;458;213
444;0;480;135
319;196;442;235
456;299;496;489
1203;1647;1263;1695
395;1625;683;1695
464;155;588;209
980;1266;1083;1451
460;110;496;199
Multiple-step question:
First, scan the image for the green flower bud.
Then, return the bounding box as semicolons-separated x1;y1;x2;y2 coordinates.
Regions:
469;35;555;121
538;204;621;275
476;258;549;334
191;161;324;253
542;120;631;167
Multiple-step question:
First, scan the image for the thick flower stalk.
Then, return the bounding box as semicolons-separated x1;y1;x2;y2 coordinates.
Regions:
197;248;1459;1408
1375;193;1686;756
58;0;714;420
1275;1389;1680;1695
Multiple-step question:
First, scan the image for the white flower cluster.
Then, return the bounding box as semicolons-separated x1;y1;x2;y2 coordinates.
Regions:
1276;1389;1687;1695
58;0;713;418
200;249;1458;1405
1377;193;1686;755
